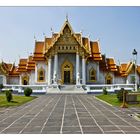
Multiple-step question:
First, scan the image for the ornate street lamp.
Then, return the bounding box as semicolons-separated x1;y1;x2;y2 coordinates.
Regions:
132;49;138;92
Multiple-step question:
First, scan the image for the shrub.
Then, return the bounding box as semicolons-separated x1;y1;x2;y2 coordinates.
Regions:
103;87;108;95
24;88;32;96
0;84;3;89
5;90;13;102
116;88;128;102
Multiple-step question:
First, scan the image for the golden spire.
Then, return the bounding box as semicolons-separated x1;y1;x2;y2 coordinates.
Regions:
66;13;68;21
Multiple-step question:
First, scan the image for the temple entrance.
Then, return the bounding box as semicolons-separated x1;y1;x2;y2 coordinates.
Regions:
106;79;112;84
61;60;73;84
64;71;70;84
23;80;28;85
22;75;29;85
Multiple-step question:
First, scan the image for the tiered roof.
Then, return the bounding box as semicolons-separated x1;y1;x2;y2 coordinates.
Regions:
17;59;28;73
90;41;102;61
0;61;19;76
16;56;36;73
33;42;45;61
106;58;117;72
9;65;19;77
118;62;134;77
1;19;140;77
26;56;35;71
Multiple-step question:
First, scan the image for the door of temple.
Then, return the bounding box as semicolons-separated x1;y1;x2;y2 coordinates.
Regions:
106;79;111;84
64;71;70;84
61;60;73;84
22;75;29;85
23;80;28;85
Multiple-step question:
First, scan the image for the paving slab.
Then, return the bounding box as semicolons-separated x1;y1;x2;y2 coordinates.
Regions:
62;126;81;134
0;94;140;134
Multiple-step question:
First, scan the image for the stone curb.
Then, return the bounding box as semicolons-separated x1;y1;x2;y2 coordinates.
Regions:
94;96;113;107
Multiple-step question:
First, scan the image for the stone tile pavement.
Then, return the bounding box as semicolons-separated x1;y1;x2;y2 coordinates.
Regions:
0;94;140;134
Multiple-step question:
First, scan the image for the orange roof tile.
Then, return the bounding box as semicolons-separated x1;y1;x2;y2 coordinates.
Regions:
117;62;134;77
137;66;140;75
2;63;13;72
90;41;102;61
33;41;45;61
26;56;35;71
34;42;44;54
17;59;27;72
91;42;100;53
120;64;128;72
9;66;19;76
106;58;117;72
19;59;27;65
0;62;9;74
45;38;52;46
0;61;19;76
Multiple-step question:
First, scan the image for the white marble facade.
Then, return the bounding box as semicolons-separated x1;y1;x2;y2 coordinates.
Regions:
29;53;140;86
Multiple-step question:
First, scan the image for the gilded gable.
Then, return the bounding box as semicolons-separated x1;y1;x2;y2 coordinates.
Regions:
55;26;79;46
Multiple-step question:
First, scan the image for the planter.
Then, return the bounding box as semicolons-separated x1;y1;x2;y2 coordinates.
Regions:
126;94;139;104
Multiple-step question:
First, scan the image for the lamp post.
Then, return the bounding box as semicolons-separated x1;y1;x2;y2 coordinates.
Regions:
132;49;138;92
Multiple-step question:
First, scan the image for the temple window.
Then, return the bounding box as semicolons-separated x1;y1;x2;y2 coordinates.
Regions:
89;68;96;81
105;74;113;84
130;75;135;84
38;67;45;82
22;75;29;85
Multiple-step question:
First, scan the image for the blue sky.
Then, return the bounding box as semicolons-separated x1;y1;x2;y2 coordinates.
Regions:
0;7;140;65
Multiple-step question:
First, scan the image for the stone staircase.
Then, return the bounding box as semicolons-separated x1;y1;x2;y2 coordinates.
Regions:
47;85;87;94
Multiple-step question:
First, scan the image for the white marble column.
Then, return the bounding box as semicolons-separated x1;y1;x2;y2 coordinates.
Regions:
19;75;22;85
35;63;37;83
53;53;58;84
76;53;80;85
96;62;99;83
48;56;52;85
82;56;86;85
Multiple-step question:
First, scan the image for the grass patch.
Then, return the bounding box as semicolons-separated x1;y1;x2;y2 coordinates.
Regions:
96;94;140;107
0;94;36;107
96;94;121;106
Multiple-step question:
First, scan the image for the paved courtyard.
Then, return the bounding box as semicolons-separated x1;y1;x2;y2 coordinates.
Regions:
0;94;140;134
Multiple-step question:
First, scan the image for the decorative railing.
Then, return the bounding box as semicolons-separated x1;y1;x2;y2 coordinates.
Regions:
2;84;135;94
3;85;47;93
85;84;135;93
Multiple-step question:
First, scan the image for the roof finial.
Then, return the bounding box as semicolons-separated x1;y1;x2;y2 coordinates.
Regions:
88;34;90;39
51;27;53;35
34;34;36;41
43;32;45;37
80;29;83;34
118;59;121;66
66;13;68;21
13;60;16;66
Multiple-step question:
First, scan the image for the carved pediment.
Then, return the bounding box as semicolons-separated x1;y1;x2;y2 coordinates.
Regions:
55;26;79;46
